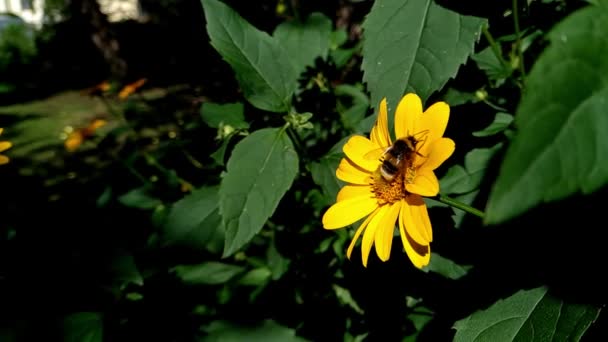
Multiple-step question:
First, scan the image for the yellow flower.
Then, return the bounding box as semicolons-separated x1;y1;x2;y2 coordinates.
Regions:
0;128;12;165
322;93;455;268
118;78;147;100
64;119;108;152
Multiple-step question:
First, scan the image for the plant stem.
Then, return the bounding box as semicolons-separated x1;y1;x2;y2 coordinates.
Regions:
512;0;526;84
481;24;510;73
437;194;485;219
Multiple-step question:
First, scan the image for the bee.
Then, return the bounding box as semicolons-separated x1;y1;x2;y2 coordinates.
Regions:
366;131;427;182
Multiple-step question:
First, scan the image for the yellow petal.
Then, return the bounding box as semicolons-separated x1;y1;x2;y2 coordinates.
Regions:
336;158;371;185
65;132;84;152
394;93;422;139
0;141;12;153
0;128;4;135
322;195;378;229
0;155;9;165
347;207;381;259
406;169;439;196
417;101;450;156
406;195;433;242
343;135;381;172
337;184;373;202
370;98;391;148
374;201;400;262
398;216;431;269
418;137;455;171
400;198;430;246
361;204;389;267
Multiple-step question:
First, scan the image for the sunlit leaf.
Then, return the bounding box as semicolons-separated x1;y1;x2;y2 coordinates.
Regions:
472;112;514;137
220;128;298;256
333;284;364;314
453;287;600;341
163;186;224;253
238;267;272;286
201;0;297;112
486;5;608;224
202;320;308;342
63;312;102;342
274;12;333;75
173;262;245;285
362;0;485;114
200;102;248;129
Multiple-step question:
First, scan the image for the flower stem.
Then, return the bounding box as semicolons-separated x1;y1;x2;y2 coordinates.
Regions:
437;194;485;219
512;0;526;85
481;24;510;73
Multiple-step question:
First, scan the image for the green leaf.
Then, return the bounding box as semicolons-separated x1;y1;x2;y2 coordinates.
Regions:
422;253;472;279
453;287;600;341
200;102;248;129
274;12;333;75
443;88;480;107
238;267;272;286
173;262;245;285
472;46;513;82
202;320;308;342
108;253;143;287
333;284;364;314
451;190;480;228
220;128;299;256
362;0;485;115
472;113;514;137
440;144;502;195
163;186;224;253
201;0;297;112
267;241;290;280
118;187;161;209
309;153;343;205
330;28;348;49
486;5;608;224
336;84;371;130
63;312;103;342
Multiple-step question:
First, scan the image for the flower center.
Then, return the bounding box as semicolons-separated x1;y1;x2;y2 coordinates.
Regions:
371;164;416;205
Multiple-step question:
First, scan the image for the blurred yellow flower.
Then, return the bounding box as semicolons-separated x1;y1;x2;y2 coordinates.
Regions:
322;94;455;268
0;128;12;165
64;119;108;152
118;78;147;99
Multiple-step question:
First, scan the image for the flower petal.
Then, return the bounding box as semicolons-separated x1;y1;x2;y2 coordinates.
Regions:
370;98;391;148
322;195;378;229
0;155;8;165
0;141;12;153
417;101;450;155
0;128;4;135
406;169;439;197
400;198;430;246
399;226;431;268
394;93;422;139
337;185;373;202
336;158;371;185
406;195;433;243
361;204;389;267
347;207;381;259
374;201;400;262
398;216;431;269
343;135;381;171
418;137;455;171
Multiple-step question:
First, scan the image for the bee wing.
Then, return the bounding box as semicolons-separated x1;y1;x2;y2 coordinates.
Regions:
363;146;387;161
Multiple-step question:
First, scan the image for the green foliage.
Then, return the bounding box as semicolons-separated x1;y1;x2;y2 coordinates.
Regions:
202;320;308;342
274;12;333;76
63;312;103;342
362;0;485;114
454;287;600;341
0;22;36;71
173;262;245;285
219;128;298;256
486;4;608;224
200;102;249;129
201;0;298;112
